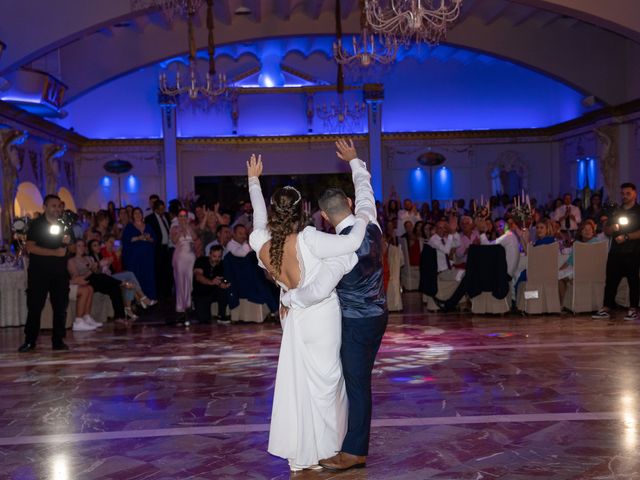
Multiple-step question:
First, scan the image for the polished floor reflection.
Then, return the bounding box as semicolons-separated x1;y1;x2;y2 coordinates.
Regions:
1;293;640;479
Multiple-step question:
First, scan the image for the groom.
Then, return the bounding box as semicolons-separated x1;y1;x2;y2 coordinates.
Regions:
281;139;388;471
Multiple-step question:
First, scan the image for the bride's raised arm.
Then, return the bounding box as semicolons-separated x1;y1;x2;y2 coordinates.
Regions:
247;154;270;253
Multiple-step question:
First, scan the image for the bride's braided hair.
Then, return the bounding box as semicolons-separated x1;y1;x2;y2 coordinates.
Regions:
268;186;304;280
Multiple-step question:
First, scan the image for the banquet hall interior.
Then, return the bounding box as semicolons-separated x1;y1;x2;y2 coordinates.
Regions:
1;0;640;478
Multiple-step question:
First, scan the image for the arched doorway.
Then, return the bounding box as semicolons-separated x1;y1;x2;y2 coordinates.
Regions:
57;187;77;212
14;182;43;217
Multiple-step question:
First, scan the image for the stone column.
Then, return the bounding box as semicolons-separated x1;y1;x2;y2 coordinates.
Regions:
364;84;384;201
160;94;178;201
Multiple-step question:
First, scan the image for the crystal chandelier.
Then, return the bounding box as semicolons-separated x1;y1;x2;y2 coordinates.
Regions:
365;0;463;45
154;0;227;103
316;94;366;132
334;0;398;68
131;0;204;22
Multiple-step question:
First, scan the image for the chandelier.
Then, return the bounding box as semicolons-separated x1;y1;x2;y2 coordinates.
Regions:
365;0;463;45
316;94;366;132
146;0;228;103
131;0;204;21
334;0;397;68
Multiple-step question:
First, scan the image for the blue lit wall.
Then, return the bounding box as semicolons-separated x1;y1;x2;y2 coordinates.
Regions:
577;157;598;190
51;37;593;139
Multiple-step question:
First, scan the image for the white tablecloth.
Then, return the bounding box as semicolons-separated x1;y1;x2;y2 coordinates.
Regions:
0;269;27;327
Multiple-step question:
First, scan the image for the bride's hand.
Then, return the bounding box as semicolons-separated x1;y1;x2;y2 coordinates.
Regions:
247;154;263;178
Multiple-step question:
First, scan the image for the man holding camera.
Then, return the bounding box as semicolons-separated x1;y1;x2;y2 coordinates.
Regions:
19;194;74;352
192;245;230;324
593;183;640;320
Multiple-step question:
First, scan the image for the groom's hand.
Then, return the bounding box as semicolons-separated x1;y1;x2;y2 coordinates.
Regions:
247;154;263;178
336;139;357;162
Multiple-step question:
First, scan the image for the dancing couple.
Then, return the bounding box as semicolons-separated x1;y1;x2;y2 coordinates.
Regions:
247;139;388;472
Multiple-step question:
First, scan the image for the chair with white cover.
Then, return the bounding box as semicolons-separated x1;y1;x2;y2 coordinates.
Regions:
516;243;561;314
399;237;420;291
425;271;464;311
230;299;269;323
563;241;608;313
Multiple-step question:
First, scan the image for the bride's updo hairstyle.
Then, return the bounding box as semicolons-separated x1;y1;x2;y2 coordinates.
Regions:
268;186;305;279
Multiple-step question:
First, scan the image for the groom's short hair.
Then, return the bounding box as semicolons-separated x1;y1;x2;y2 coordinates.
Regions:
318;188;350;217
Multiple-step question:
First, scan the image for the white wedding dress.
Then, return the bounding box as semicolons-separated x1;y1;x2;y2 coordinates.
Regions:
248;177;367;469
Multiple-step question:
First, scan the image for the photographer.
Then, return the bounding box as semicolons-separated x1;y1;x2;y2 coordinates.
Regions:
18;195;74;352
193;245;230;324
593;183;640;320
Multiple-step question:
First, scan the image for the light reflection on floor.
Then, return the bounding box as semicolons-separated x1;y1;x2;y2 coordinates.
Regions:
1;293;640;479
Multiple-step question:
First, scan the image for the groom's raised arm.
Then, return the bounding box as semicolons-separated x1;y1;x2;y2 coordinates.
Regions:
338;139;379;230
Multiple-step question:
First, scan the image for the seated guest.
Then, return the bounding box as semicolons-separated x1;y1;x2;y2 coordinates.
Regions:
204;224;232;256
427;220;460;280
397;199;422;235
92;237;156;319
553;193;581;238
193;245;231;324
68;274;97;332
454;215;479;266
68;239;128;326
516;219;557;292
227;224;252;258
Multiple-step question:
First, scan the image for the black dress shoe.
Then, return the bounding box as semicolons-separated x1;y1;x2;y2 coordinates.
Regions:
52;342;69;351
18;342;36;353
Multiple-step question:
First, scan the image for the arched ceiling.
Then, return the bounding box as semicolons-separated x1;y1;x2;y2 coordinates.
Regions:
1;0;639;106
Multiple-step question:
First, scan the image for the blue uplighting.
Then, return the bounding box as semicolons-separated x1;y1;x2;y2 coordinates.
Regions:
127;175;138;193
577;157;597;190
101;176;111;187
434;167;453;200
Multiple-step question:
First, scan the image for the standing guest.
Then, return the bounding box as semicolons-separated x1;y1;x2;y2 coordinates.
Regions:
193;245;231;324
18;195;74;352
593;183;640;320
171;209;197;324
196;209;219;254
385;199;399;227
106;201;117;227
232;201;254;231
585;193;603;220
431;199;443;222
553;193;582;238
113;208;130;240
420;202;431;223
227;224;252;258
146;194;160;214
205;224;232;256
396;199;422;235
122;207;157;301
92;211;111;240
145;199;172;299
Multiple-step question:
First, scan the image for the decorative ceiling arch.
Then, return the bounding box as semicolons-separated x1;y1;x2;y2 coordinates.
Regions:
0;0;638;106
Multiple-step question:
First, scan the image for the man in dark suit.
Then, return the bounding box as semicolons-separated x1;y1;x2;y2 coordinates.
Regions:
281;139;387;471
145;199;172;299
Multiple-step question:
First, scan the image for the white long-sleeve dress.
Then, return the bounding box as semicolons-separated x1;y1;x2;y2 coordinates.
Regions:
248;177;367;469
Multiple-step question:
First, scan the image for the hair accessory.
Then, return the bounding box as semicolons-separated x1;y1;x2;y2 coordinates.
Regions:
271;185;302;206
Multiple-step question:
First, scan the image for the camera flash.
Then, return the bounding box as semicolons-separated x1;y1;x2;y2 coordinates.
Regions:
49;224;61;235
619;216;629;226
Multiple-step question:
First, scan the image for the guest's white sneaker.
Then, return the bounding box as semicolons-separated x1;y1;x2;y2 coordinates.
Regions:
591;309;610;319
73;318;97;331
624;309;638;321
83;315;103;328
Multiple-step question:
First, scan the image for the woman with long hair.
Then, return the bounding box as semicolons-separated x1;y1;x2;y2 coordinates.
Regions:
247;153;368;472
171;209;197;324
121;207;157;301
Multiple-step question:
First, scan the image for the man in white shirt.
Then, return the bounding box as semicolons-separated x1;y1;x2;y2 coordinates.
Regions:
455;216;480;265
396;199;421;236
427;220;460;278
553;193;581;237
226;224;252;258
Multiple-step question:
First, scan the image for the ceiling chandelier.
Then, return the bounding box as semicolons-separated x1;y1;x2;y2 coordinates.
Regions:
131;0;204;22
316;94;366;132
152;0;227;103
365;0;463;45
333;0;398;68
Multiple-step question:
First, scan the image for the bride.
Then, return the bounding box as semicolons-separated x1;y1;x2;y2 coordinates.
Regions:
247;154;368;472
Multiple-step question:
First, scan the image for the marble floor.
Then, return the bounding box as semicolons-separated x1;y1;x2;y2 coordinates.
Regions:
1;293;640;479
